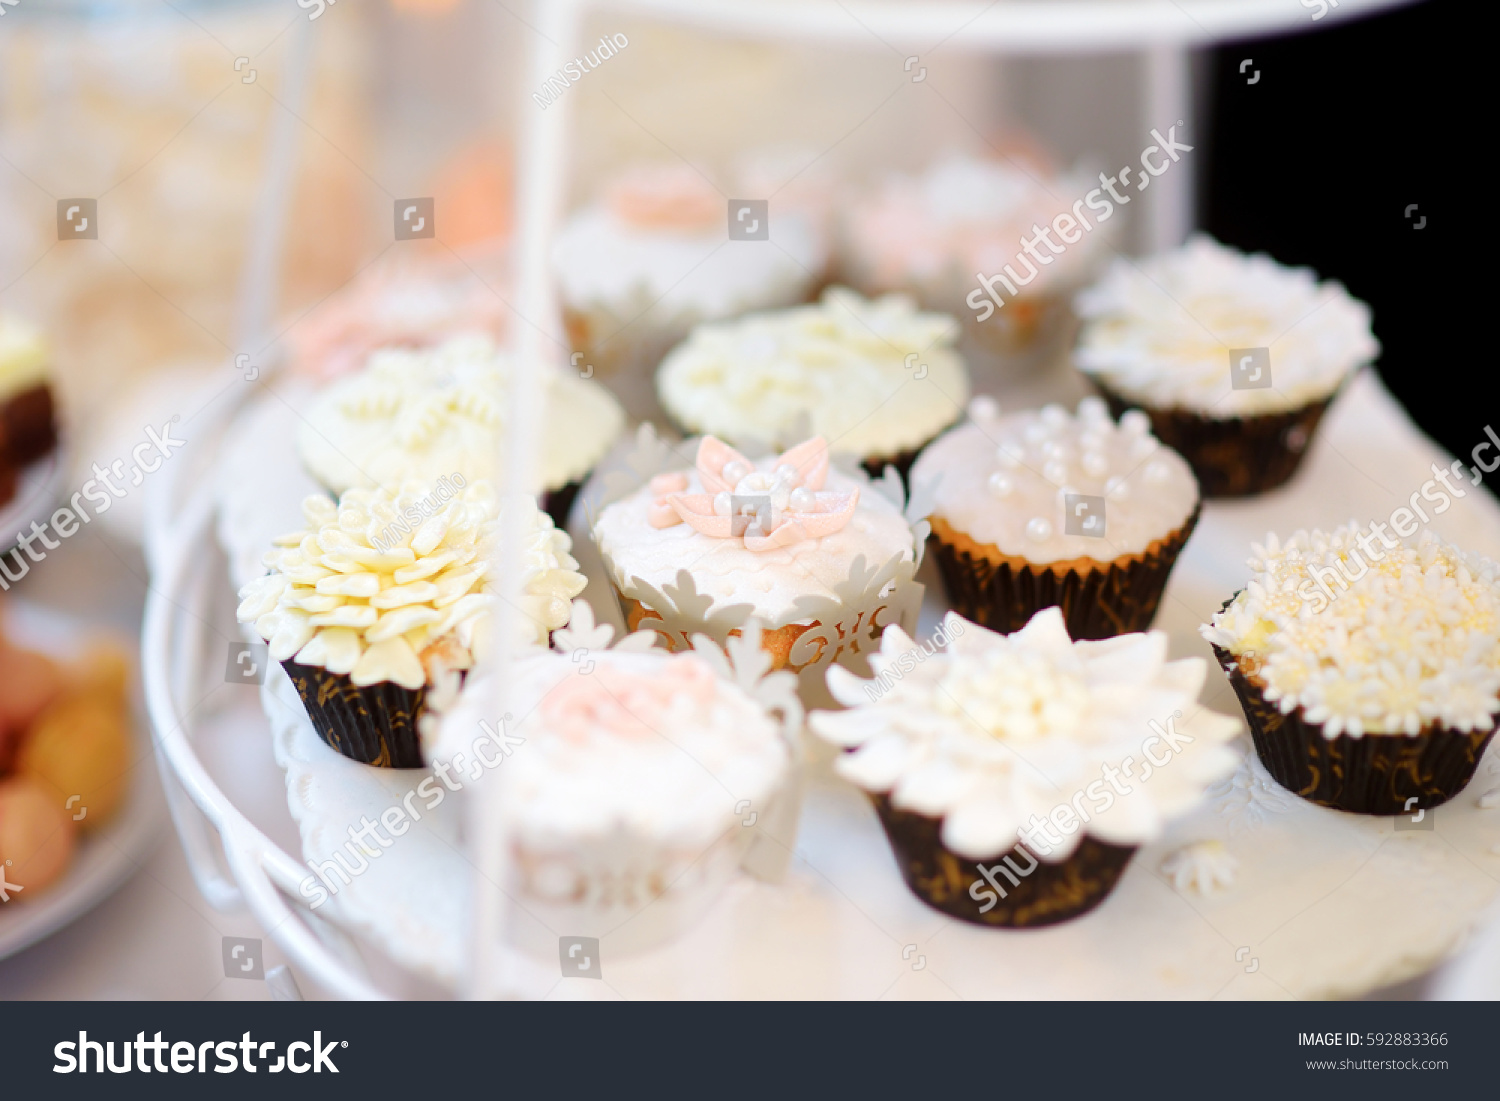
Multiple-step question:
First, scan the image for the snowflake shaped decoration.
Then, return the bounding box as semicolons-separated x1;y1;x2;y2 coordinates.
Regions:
1207;742;1291;837
688;620;804;747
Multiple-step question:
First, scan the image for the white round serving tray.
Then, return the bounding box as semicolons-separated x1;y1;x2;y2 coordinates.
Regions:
196;367;1500;999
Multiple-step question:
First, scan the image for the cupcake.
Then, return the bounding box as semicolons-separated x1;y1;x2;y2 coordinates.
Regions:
1074;235;1379;497
426;640;793;943
286;248;512;384
839;153;1110;389
1202;526;1500;814
656;286;968;485
296;335;623;528
235;480;585;768
0;315;60;508
553;161;826;423
591;434;925;703
912;395;1199;641
812;608;1240;927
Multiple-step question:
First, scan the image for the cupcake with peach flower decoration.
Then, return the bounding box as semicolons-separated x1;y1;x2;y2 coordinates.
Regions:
286;249;513;384
840;153;1111;390
424;621;795;944
1203;526;1500;814
591;433;927;703
812;607;1240;926
554;161;826;423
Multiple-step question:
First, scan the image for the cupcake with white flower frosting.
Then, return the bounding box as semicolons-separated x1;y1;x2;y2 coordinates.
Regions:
812;607;1241;926
555;161;826;423
1202;526;1500;813
235;480;585;767
297;335;623;527
1074;235;1378;497
656;286;968;484
912;395;1199;640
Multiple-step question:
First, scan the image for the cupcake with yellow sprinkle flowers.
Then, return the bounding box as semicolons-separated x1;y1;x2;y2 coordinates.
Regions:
1203;526;1500;814
235;480;585;768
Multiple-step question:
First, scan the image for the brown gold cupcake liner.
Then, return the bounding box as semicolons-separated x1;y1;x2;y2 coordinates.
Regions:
871;794;1136;927
1210;643;1497;815
617;594;814;673
928;505;1199;641
1093;379;1335;499
282;659;427;769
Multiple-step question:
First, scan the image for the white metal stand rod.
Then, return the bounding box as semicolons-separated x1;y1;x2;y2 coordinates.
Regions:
1142;44;1194;253
471;0;583;1001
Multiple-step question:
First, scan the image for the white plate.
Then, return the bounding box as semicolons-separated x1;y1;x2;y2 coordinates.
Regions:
0;600;166;961
215;369;1500;998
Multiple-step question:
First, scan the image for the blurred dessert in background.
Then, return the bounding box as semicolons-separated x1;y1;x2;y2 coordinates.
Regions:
0;315;59;510
839;150;1112;391
0;609;133;899
554;160;827;424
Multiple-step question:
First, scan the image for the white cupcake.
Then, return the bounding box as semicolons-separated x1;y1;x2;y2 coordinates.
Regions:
812;607;1240;926
425;636;794;948
554;161;826;423
840;153;1112;387
656;286;968;482
296;334;623;526
1074;235;1379;496
235;480;585;768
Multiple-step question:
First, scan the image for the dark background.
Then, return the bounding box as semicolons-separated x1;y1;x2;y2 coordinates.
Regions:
1201;0;1476;488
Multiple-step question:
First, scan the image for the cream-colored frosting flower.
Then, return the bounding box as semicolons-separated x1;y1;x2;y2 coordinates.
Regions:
813;608;1240;860
235;480;585;689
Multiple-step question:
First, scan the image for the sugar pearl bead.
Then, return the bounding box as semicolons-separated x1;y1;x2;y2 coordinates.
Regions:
1078;430;1108;452
1040;403;1069;427
1144;460;1172;483
1044;461;1068;485
1105;476;1129;500
789;486;814;510
1120;410;1151;436
969;395;1000;423
714;492;732;516
1078;396;1109;423
1082;451;1109;478
1023;421;1049;443
1044;440;1070;460
1026;517;1054;542
722;460;750;482
774;464;797;483
988;472;1013;498
1131;435;1159;459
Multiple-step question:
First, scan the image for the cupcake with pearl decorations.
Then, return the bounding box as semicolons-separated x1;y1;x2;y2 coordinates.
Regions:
1074;235;1378;497
811;607;1241;927
911;395;1199;640
591;433;925;702
1202;526;1500;814
235;480;586;768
